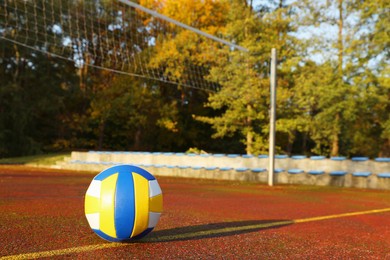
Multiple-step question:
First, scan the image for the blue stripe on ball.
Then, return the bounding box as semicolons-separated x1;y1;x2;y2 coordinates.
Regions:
127;165;156;180
94;165;156;181
115;171;136;239
94;165;123;181
93;229;123;242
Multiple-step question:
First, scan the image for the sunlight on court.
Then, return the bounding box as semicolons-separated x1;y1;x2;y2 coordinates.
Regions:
2;208;390;260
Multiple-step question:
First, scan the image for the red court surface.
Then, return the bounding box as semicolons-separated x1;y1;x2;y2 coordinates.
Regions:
0;165;390;259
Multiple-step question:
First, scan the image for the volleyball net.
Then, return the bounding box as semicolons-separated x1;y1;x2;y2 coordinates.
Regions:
0;0;247;91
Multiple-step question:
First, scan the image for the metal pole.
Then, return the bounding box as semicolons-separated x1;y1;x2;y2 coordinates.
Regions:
268;48;277;186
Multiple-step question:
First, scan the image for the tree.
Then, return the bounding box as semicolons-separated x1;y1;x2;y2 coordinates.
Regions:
0;0;80;156
347;0;390;156
197;0;300;155
138;0;237;152
288;0;389;157
84;74;179;151
291;0;362;156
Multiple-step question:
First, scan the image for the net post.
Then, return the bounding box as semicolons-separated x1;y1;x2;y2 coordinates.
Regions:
268;48;277;186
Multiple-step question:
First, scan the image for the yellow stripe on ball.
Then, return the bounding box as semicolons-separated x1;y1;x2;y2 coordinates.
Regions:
149;194;163;213
84;195;100;214
99;173;118;238
131;172;149;237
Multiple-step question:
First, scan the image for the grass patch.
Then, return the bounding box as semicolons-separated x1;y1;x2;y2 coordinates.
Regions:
0;152;71;166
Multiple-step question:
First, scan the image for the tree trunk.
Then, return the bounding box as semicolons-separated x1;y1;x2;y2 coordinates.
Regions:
302;132;308;154
78;53;89;92
379;139;390;157
331;133;339;156
246;129;253;155
133;127;142;151
287;130;296;156
12;43;20;83
330;0;344;157
98;119;105;150
338;0;344;78
246;104;254;155
331;113;340;156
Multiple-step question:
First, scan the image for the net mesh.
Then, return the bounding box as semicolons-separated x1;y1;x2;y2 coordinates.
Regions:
0;0;244;91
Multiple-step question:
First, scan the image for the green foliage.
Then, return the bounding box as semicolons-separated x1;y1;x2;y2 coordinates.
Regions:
0;0;388;157
196;0;300;155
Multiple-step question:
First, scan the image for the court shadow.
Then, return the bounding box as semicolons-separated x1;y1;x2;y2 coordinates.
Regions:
142;219;293;242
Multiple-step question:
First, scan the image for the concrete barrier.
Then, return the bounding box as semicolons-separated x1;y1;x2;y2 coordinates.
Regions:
58;151;390;190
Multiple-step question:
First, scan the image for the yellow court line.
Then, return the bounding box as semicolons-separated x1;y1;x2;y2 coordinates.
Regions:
149;207;390;241
0;243;128;260
2;207;390;260
294;207;390;224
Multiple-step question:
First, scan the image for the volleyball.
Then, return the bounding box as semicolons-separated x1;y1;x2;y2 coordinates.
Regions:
84;164;163;242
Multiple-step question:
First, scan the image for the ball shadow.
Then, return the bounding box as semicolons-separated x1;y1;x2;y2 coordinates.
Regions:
141;219;293;243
